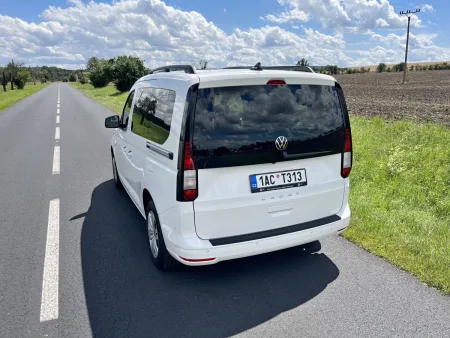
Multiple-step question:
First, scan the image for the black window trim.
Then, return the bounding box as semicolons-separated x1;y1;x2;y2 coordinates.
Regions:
120;90;135;130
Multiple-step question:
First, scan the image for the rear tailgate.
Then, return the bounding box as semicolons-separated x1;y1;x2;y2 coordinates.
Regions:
191;74;346;240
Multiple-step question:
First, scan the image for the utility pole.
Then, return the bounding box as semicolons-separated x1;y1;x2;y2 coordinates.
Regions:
400;8;420;84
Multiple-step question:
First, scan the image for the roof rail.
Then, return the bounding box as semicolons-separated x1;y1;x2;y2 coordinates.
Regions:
150;65;196;74
223;64;314;73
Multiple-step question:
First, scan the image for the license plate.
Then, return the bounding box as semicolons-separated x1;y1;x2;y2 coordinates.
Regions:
249;169;307;193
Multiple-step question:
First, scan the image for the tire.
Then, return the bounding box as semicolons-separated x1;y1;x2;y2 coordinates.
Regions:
146;200;177;270
112;155;123;190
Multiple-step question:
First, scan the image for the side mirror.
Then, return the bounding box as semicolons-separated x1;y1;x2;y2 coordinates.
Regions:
105;115;120;128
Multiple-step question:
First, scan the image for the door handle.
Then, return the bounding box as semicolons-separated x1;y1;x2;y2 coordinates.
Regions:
126;150;133;157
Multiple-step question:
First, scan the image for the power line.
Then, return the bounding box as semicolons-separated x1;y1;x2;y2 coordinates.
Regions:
400;8;420;84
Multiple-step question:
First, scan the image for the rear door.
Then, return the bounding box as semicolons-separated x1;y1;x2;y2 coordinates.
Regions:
192;81;347;240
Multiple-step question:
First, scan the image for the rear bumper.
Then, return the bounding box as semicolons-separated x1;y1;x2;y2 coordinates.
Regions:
164;204;350;266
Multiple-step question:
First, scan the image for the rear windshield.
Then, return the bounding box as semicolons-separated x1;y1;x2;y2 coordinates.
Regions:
192;84;345;169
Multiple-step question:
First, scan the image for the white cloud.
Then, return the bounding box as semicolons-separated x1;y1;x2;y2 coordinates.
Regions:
421;4;435;13
265;8;308;23
0;0;447;70
266;0;421;32
357;31;450;65
0;0;359;68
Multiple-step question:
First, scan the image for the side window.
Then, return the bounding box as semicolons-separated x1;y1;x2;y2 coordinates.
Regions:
121;91;135;129
131;87;176;145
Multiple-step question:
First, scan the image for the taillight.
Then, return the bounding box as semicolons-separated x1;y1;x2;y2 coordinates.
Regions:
183;141;198;200
341;128;352;178
266;79;286;85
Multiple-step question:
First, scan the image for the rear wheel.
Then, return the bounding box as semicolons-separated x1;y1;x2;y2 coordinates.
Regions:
112;155;123;190
146;200;177;270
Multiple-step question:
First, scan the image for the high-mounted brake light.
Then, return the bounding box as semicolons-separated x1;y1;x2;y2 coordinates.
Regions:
341;128;352;178
183;141;198;201
267;79;286;85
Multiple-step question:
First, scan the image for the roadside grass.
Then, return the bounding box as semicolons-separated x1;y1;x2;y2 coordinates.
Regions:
69;82;450;294
0;83;50;111
346;116;450;295
69;82;127;114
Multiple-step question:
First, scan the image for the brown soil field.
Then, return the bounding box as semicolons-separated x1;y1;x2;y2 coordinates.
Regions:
335;70;450;126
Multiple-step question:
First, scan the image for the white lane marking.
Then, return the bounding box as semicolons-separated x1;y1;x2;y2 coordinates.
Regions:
52;145;60;175
56;115;60;124
57;103;60;108
55;127;60;140
57;108;60;115
40;198;60;322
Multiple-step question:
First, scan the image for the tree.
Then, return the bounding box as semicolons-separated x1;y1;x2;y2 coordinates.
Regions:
386;67;391;72
78;72;87;84
325;65;338;75
296;58;309;66
376;63;387;73
13;69;31;89
69;72;77;82
0;67;8;92
111;56;146;92
409;65;415;71
6;60;21;90
198;59;208;69
393;62;405;72
88;60;112;88
86;57;99;71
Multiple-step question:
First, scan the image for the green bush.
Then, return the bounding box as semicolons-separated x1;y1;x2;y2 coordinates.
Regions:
112;56;146;92
79;77;87;84
69;73;77;82
13;69;31;89
89;61;112;88
376;63;387;72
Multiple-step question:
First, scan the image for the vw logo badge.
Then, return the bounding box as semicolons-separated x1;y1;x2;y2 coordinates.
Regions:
275;136;288;150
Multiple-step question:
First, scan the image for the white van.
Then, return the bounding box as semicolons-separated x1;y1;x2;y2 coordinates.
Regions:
105;64;352;270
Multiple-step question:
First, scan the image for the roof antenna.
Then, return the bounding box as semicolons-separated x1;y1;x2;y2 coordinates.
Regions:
251;62;263;71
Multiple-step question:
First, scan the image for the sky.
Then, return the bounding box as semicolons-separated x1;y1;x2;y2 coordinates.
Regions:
0;0;449;69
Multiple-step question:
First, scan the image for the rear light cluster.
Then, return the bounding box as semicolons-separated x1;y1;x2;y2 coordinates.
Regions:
341;128;352;178
182;141;198;201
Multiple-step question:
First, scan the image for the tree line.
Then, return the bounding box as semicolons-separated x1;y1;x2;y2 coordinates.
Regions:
376;62;450;73
0;60;73;91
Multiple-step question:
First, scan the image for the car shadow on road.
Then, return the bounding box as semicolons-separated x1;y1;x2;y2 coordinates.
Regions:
80;180;340;338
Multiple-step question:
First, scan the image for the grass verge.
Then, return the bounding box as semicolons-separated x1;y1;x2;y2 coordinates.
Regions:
0;83;50;111
346;116;450;295
69;82;128;114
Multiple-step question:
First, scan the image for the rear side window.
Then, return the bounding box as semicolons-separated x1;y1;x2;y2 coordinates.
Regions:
192;84;345;169
131;87;176;144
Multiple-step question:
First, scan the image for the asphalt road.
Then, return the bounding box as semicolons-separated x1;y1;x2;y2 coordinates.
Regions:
0;83;449;338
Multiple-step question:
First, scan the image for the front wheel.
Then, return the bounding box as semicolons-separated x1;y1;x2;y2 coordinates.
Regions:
146;200;177;270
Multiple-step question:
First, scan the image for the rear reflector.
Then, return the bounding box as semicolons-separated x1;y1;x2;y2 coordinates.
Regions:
179;257;216;262
266;79;286;85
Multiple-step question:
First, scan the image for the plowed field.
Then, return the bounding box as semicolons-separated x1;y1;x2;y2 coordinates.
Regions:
335;70;450;126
